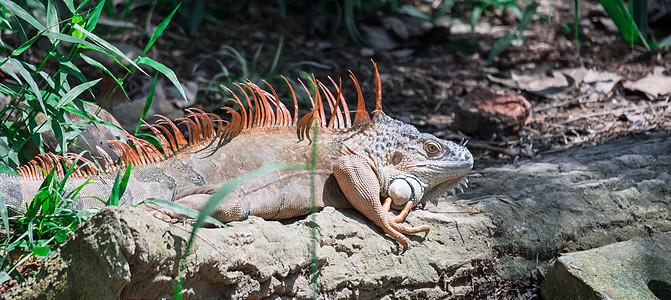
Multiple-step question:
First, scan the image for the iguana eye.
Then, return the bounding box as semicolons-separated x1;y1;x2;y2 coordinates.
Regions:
424;140;442;156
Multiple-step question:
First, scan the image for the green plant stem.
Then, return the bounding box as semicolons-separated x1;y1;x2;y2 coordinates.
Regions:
310;125;318;299
574;0;582;66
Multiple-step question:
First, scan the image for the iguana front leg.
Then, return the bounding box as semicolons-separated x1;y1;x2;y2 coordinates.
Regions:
333;155;429;251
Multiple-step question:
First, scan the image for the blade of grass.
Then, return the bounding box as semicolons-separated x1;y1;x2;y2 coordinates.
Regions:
56;78;101;107
62;0;75;13
0;63;22;83
46;0;59;37
0;0;46;31
8;33;40;57
7;58;45;113
83;0;105;32
173;162;308;299
136;56;187;102
519;2;539;31
145;198;226;227
79;53;130;100
487;32;514;64
108;162;131;206
73;24;148;76
598;0;655;50
136;74;158;135
43;31;107;53
309;126;318;297
269;36;283;76
144;3;181;56
0;192;9;241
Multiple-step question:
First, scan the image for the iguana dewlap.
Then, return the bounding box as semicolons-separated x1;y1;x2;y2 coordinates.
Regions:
0;62;473;250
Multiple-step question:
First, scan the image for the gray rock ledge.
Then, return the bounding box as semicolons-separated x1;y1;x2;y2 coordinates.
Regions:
5;132;671;299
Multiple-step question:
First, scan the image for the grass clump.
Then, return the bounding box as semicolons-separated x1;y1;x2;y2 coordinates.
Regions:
0;0;182;288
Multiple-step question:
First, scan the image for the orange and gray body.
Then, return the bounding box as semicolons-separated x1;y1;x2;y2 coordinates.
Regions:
0;62;473;249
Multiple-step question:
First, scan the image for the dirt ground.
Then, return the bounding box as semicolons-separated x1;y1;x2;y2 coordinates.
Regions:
110;0;671;169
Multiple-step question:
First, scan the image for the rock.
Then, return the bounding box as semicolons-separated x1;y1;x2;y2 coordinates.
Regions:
31;102;124;168
540;233;671;300
453;88;532;137
5;132;671;299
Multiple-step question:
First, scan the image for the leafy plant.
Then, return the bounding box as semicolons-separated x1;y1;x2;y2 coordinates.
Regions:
598;0;658;50
0;0;184;170
487;1;539;64
0;0;183;287
0;153;98;284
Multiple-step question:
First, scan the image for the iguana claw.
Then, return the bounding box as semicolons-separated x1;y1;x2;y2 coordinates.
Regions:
333;155;429;251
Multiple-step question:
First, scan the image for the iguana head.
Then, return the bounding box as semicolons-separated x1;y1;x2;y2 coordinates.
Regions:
344;117;473;210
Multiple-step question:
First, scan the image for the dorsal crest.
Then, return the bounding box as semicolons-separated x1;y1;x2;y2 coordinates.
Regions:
17;61;388;179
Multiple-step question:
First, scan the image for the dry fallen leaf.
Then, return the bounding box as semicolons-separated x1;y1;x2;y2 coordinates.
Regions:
623;74;671;99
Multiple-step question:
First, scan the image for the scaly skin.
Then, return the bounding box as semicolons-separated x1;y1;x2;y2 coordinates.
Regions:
0;64;473;249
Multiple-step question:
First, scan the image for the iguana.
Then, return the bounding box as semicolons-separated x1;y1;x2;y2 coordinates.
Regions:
0;62;473;250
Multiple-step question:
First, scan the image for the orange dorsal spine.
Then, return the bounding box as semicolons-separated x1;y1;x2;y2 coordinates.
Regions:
16;62;388;179
349;71;371;126
371;59;386;121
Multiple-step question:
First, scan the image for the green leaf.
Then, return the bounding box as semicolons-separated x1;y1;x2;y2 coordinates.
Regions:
54;229;69;243
53;53;86;83
84;0;105;32
10;29;40;56
79;53;129;100
62;0;75;13
598;0;655;50
118;162;132;203
7;58;45;113
143;3;181;56
487;32;514;64
108;162;131;206
146;198;226;227
470;5;483;30
0;192;9;238
136;56;187;102
0;272;11;285
43;31;106;52
60;105;122;131
397;5;431;21
136;74;158;135
172;162;307;299
518;2;539;32
79;53;114;81
56;78;101;107
0;165;19;176
0;63;22;84
0;0;46;31
37;70;56;91
75;0;92;12
188;0;205;36
46;0;60;37
49;115;65;154
32;246;50;257
73;24;148;76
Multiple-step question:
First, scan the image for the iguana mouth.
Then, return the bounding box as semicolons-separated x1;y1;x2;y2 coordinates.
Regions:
420;176;469;207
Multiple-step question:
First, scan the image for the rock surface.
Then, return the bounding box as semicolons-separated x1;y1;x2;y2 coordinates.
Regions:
5;132;671;299
540;233;671;300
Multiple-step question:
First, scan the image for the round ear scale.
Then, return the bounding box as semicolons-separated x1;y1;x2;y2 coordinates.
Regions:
388;177;424;207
